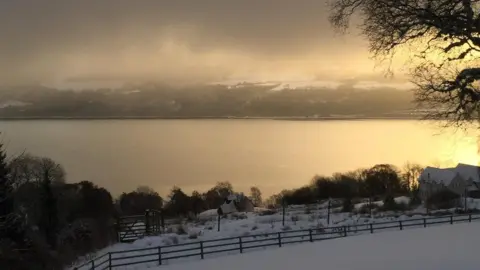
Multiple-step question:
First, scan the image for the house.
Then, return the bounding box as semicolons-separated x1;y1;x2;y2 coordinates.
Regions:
418;163;480;201
217;194;255;215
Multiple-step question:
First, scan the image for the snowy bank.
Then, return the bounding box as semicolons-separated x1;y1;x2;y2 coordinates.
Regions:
155;221;480;270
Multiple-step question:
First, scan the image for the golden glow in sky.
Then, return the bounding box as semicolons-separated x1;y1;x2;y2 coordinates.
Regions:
0;0;400;84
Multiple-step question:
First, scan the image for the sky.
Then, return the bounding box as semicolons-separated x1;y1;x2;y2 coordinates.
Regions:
0;0;408;85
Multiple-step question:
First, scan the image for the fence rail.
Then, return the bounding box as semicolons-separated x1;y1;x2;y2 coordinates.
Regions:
74;213;480;270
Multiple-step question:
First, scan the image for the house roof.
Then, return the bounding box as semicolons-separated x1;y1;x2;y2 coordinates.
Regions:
419;163;480;186
454;163;480;183
419;166;457;186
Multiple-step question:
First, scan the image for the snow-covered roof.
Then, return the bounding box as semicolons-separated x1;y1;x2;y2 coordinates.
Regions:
419;166;457;185
419;163;480;186
454;163;480;183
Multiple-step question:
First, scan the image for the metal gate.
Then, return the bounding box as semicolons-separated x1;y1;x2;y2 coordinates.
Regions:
117;209;165;243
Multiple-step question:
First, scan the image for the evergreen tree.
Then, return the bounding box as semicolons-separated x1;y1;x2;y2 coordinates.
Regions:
40;169;58;249
0;142;11;217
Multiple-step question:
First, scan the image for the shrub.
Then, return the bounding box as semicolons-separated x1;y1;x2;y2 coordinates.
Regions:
357;203;379;215
168;235;179;245
241;231;250;237
341;198;354;212
176;225;187;235
188;231;199;239
383;195;396;210
468;190;480;199
291;215;299;224
257;209;277;216
380;195;409;211
427;190;460;210
231;212;248;220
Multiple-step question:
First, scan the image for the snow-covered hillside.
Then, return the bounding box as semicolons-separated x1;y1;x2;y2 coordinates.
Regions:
72;196;480;270
154;221;480;270
102;198;424;254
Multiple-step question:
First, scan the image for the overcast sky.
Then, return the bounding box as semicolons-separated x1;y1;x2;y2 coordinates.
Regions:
0;0;405;85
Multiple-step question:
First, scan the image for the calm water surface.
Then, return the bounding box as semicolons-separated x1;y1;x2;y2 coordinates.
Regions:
0;119;478;197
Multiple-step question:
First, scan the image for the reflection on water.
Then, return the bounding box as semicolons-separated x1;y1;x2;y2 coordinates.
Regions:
0;119;477;196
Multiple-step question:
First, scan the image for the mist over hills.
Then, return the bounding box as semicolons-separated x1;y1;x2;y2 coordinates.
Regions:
0;80;419;119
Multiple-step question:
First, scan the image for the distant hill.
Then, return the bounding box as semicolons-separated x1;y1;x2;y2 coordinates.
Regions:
0;82;422;119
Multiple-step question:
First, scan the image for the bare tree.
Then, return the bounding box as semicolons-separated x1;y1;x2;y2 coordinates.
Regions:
402;162;424;191
249;186;263;207
9;154;65;187
329;0;480;127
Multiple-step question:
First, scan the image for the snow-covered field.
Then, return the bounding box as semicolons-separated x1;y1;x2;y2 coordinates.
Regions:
154;221;480;270
72;197;480;269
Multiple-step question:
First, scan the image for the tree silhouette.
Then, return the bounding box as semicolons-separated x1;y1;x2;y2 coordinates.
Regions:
249;186;263;207
0;142;11;217
330;0;480;126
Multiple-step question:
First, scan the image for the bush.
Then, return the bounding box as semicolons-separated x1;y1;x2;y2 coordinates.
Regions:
427;190;460;210
357;203;378;215
231;212;248;220
176;225;187;235
169;235;179;245
257;209;277;216
409;194;422;207
291;215;300;224
383;195;396;210
380;195;409;211
188;231;199;239
341;198;354;212
467;190;480;199
283;186;316;205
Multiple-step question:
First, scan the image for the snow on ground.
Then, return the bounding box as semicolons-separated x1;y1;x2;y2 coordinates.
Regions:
354;196;411;210
72;196;476;268
105;199;425;256
153;222;480;270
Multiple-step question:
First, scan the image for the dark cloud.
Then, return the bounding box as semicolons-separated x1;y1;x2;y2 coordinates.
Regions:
0;0;371;84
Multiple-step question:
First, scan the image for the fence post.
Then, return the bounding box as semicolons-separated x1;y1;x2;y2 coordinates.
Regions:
239;237;243;253
423;218;426;228
217;215;221;232
161;211;165;232
282;199;286;226
91;260;95;270
369;223;373;234
158;247;162;265
278;232;282;247
399;221;403;231
145;210;150;235
327;199;331;226
450;215;453;224
200;241;204;259
309;229;313;242
115;217;120;243
469;214;472;222
108;253;112;270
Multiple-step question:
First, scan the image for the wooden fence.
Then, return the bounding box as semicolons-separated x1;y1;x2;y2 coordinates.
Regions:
117;209;166;243
74;213;480;270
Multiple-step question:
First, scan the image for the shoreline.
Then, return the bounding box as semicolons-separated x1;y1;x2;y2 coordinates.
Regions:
0;116;426;121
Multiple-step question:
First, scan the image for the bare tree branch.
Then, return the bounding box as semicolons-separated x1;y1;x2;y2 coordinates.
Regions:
329;0;480;127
